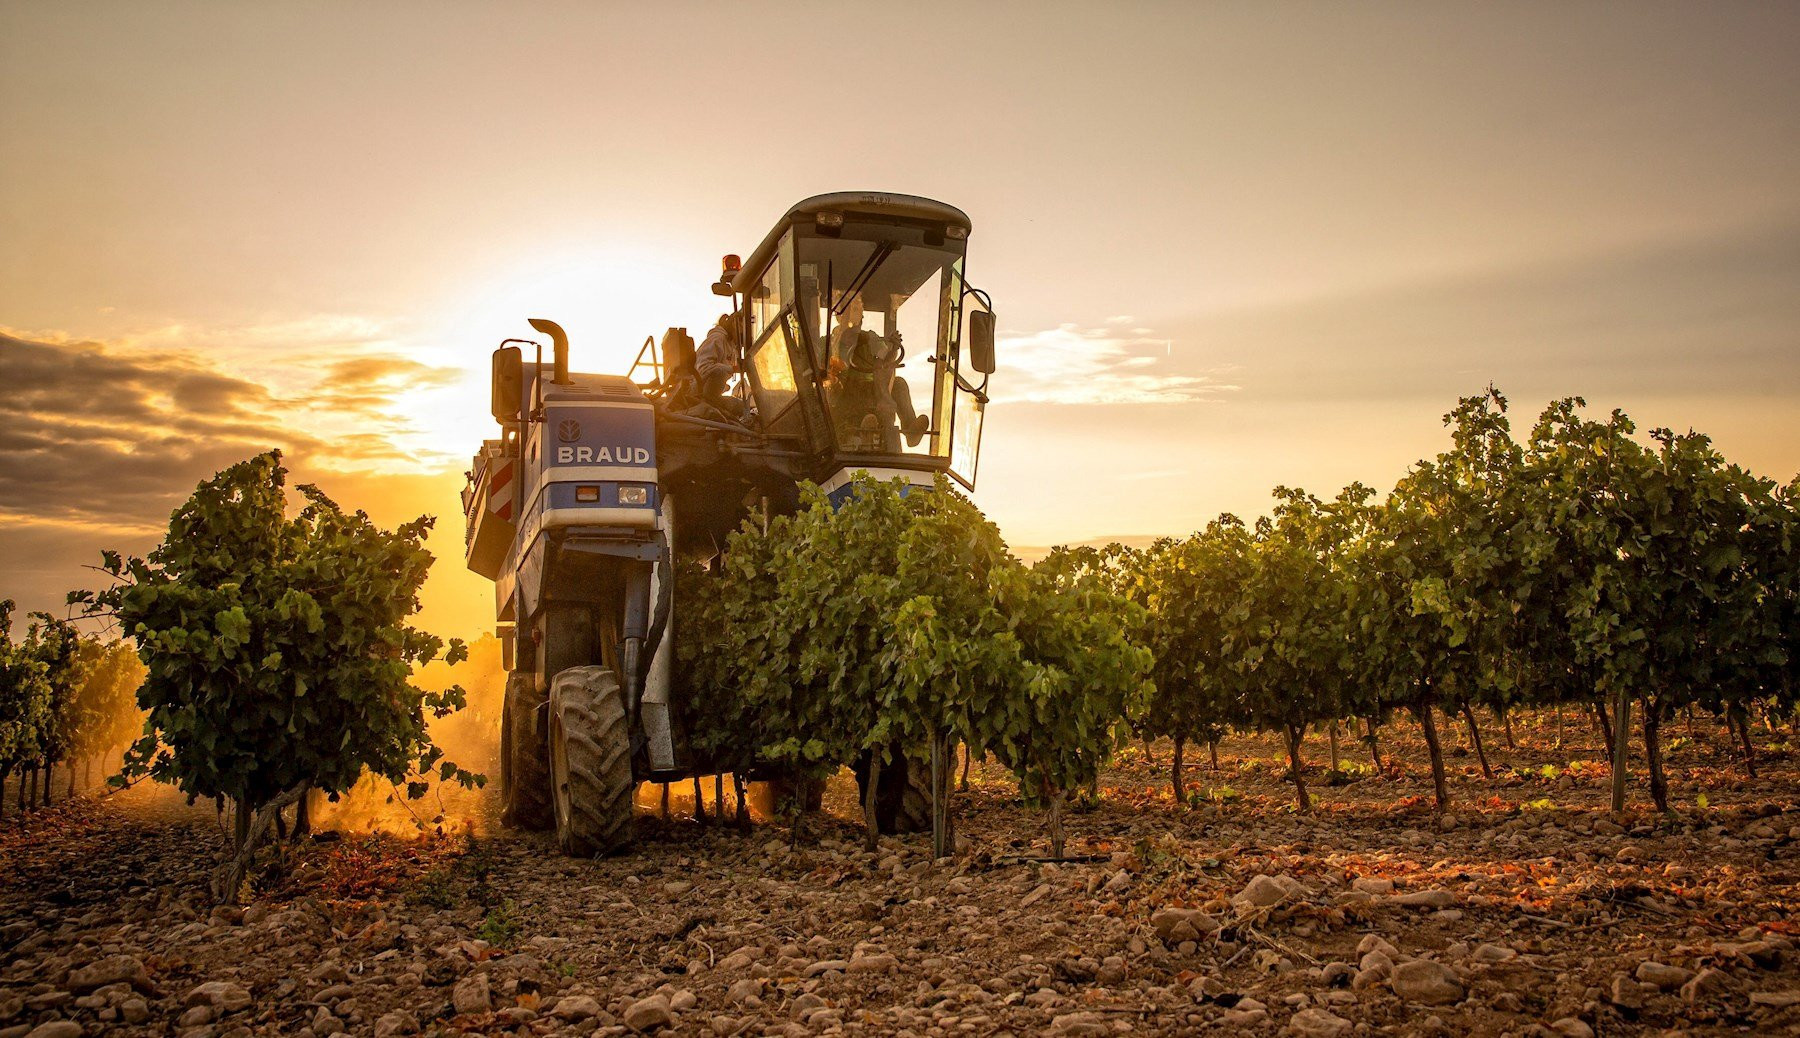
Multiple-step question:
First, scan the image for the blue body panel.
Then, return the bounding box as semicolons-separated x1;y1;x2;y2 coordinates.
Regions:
820;465;938;509
495;369;663;623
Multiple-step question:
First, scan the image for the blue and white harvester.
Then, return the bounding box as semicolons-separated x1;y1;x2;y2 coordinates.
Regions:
462;193;996;854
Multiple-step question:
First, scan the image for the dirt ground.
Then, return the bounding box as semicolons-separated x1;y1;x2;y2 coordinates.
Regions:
2;711;1797;1037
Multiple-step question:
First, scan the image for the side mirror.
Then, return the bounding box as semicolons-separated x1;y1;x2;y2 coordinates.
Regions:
967;310;996;374
491;346;523;423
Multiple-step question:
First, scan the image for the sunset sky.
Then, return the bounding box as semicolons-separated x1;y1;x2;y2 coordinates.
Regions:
4;2;1798;641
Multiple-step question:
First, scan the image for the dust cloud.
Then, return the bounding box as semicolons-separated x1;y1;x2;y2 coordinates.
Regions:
63;634;802;839
309;633;506;837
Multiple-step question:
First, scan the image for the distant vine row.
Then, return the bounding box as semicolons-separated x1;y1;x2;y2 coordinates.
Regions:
1091;389;1798;815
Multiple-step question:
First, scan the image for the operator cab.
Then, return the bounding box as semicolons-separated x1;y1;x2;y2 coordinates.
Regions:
731;192;995;492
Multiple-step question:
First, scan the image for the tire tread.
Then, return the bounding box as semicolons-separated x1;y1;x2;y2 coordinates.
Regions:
549;666;635;855
500;673;553;830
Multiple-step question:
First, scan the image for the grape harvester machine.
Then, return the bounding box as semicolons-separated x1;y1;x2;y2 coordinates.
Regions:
460;193;996;854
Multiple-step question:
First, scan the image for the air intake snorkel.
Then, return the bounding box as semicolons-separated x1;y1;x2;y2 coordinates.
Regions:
528;318;571;385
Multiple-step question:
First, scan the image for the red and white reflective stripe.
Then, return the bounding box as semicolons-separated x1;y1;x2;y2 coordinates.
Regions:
489;461;514;496
488;462;515;520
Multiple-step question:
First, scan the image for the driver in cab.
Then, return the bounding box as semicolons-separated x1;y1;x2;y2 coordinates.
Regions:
824;292;928;450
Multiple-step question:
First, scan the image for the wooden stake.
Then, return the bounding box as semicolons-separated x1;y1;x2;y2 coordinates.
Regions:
1170;735;1186;804
863;755;882;852
1462;703;1492;780
929;735;945;860
1609;689;1631;815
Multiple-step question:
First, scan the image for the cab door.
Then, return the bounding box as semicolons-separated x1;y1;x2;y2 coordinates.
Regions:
945;280;993;489
739;231;830;450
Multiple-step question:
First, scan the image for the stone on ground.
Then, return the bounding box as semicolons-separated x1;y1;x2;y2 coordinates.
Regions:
1389;959;1464;1005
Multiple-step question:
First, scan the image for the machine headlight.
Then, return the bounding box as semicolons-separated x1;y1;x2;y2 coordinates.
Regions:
575;486;600;503
618;486;649;506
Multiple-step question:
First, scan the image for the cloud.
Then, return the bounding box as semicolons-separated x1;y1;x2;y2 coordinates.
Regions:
0;334;309;529
303;355;464;411
993;323;1239;405
117;313;397;355
0;330;466;530
317;355;460;392
3;335;273;428
0;329;481;629
284;355;468;465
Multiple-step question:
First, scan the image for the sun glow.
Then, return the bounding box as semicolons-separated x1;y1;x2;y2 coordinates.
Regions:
388;244;727;465
435;246;723;380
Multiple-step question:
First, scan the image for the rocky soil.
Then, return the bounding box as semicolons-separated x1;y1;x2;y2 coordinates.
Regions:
2;713;1798;1036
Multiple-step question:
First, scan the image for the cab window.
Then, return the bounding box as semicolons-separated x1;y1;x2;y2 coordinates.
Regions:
746;232;792;347
797;231;959;459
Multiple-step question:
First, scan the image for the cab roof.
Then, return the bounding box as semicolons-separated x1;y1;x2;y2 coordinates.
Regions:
732;192;972;294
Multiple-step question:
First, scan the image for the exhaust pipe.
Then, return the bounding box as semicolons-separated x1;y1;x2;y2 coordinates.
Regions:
528;318;570;384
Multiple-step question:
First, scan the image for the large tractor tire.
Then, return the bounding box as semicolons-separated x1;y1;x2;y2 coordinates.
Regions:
857;750;944;835
548;666;635;856
499;672;552;830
